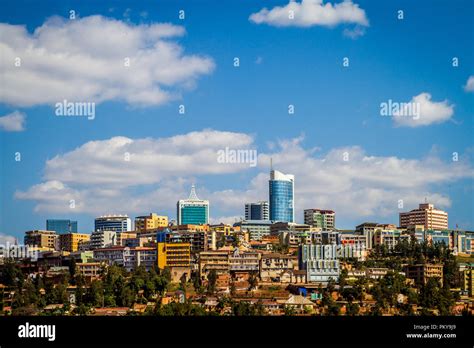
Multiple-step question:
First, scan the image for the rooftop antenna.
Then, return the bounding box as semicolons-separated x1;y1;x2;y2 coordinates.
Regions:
270;157;273;172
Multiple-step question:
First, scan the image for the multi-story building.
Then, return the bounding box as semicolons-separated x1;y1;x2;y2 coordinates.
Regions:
340;233;367;249
46;219;78;234
270;222;313;236
304;209;335;230
198;250;230;278
94;215;132;232
280;230;323;247
269;170;294;223
117;232;138;246
209;224;240;236
244;201;269;220
93;246;157;272
403;263;444;286
260;253;297;283
93;246;127;266
299;244;341;283
177;185;209;225
426;230;451;248
355;222;379;250
373;229;409;250
461;267;473;297
24;230;58;250
59;233;90;252
453;230;474;255
170;224;210;232
157;242;191;269
134;213;168;232
124;247;157;272
399;203;448;230
233;220;273;241
159;227;214;254
76;262;102;280
90;230;117;250
229;249;260;272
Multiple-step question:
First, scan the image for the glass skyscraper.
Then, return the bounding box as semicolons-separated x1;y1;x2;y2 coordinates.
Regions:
46;219;78;234
269;170;294;222
177;185;209;225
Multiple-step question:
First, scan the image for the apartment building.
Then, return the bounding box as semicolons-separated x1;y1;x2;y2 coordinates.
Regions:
59;233;90;252
304;209;335;230
198;250;230;278
229;249;260;272
157;242;191;269
134;213;168;232
260;253;297;283
399;203;448;230
124;247;157;272
403;263;444;286
76;262;102;280
24;230;58;250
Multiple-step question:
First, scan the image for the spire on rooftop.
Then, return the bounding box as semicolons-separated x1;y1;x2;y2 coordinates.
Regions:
188;184;199;200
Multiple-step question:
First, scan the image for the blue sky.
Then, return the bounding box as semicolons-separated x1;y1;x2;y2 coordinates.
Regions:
0;0;473;238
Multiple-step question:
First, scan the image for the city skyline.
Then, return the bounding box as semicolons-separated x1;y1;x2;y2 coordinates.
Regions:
1;0;473;240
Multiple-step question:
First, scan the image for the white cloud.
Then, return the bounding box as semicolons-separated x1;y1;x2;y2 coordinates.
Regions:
42;129;255;186
343;25;365;39
392;93;454;128
209;216;244;225
0;15;214;108
464;75;474;92
15;131;473;227
15;129;257;214
0;111;26;131
0;233;17;245
249;0;369;28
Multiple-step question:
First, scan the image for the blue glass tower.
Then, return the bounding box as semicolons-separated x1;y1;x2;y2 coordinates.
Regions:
269;170;294;222
177;185;209;225
46;219;78;234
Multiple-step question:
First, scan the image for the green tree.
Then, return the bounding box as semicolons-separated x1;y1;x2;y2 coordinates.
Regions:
207;270;217;294
248;271;258;291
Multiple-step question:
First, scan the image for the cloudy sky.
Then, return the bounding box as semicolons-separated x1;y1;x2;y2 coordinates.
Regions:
0;0;473;238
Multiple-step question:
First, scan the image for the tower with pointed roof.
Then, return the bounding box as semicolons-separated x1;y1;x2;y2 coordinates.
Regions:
176;185;209;225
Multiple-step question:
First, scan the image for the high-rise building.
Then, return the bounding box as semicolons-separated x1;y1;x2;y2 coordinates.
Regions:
46;219;78;234
134;213;168;232
269;170;294;223
177;185;209;225
304;209;335;230
399;203;448;230
94;215;131;232
244;201;269;220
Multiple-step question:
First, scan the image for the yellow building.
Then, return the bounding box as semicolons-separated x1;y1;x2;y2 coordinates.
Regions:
170;224;209;232
117;232;137;246
462;268;473;297
24;230;57;250
157;242;191;269
135;213;168;232
59;233;91;252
